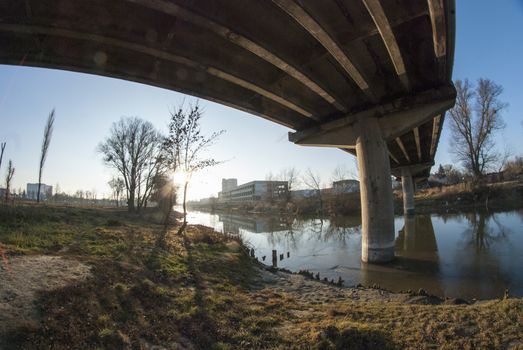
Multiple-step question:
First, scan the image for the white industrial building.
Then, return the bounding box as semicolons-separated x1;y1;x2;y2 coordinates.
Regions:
221;178;238;192
218;178;288;202
26;183;53;200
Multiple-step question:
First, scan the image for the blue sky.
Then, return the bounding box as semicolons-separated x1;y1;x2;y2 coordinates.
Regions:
1;1;522;200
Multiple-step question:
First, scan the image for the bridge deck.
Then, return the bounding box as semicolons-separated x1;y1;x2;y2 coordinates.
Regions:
0;0;455;177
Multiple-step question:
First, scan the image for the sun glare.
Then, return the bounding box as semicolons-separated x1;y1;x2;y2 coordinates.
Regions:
172;170;188;185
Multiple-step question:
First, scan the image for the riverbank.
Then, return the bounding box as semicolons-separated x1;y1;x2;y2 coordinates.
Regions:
190;179;523;217
1;204;522;349
411;179;523;214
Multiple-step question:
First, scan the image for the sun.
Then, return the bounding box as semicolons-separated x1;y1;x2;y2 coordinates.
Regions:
172;170;189;185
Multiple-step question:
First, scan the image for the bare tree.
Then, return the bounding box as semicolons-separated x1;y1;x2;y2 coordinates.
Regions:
302;168;323;214
331;163;358;184
5;160;15;201
0;142;5;173
54;183;61;199
136;140;166;210
98;117;164;212
164;103;224;233
37;109;55;203
434;164;446;179
279;167;300;202
437;164;463;184
448;79;507;178
265;171;276;203
504;156;523;180
108;177;125;207
495;148;513;173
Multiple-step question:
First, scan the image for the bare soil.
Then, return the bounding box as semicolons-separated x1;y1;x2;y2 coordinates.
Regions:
0;255;91;334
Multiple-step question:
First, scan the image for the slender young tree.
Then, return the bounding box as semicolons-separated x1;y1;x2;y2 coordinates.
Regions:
279;167;300;202
164;102;224;233
265;172;276;203
448;79;507;178
5;160;15;201
0;142;6;173
37;110;55;202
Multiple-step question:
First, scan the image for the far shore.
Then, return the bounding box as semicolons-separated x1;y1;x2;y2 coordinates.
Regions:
188;179;523;217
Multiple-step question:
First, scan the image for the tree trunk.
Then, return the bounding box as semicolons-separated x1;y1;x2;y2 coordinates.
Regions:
182;180;188;226
128;186;135;212
317;189;323;215
37;180;41;203
177;181;189;235
163;186;175;229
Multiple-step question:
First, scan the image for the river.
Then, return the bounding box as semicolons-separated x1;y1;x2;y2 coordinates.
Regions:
185;208;523;300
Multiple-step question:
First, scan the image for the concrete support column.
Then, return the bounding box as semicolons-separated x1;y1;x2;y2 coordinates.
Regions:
401;169;415;216
355;116;395;263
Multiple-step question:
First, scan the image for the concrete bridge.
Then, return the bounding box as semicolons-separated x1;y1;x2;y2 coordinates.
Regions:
0;0;456;262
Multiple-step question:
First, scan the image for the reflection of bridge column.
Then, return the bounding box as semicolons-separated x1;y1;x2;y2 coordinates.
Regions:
403;215;416;250
401;168;415;216
356;116;395;263
396;215;438;255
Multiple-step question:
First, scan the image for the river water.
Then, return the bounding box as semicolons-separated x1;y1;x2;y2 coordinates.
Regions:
185;208;523;300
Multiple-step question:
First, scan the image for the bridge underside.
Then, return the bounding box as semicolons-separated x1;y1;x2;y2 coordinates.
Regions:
0;0;456;262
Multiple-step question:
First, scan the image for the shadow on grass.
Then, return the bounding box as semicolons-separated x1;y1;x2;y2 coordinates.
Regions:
1;222;283;349
313;324;397;350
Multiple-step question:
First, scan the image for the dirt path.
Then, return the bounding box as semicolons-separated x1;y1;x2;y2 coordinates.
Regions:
0;255;91;334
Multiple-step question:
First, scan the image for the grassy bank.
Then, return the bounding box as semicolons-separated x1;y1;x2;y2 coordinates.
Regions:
1;204;522;349
410;180;523;214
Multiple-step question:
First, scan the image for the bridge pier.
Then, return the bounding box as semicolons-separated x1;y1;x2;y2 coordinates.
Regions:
401;169;415;216
289;90;456;264
355;116;395;263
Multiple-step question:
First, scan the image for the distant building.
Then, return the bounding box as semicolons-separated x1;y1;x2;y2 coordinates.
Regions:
218;180;288;202
332;179;360;194
290;189;317;199
221;178;238;192
196;197;217;206
0;188;6;199
26;183;53;200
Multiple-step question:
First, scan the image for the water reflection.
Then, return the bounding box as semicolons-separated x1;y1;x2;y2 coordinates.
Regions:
441;211;516;299
219;213;290;234
461;212;510;252
396;215;438;256
186;209;523;299
361;215;444;295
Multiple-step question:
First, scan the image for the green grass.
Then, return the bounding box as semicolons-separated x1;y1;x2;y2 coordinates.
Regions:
1;203;522;349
